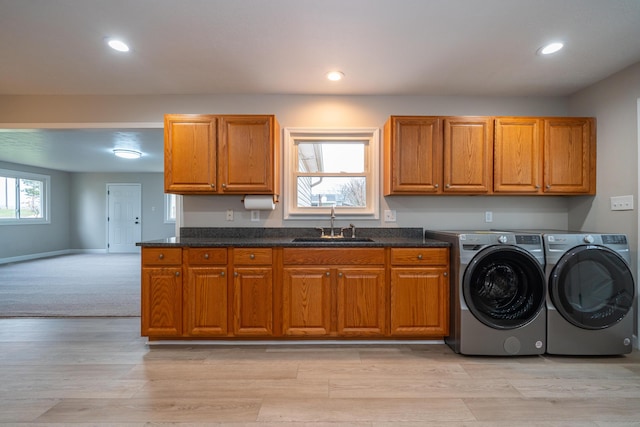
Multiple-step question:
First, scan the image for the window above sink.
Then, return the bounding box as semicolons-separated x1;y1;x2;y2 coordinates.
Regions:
283;127;380;219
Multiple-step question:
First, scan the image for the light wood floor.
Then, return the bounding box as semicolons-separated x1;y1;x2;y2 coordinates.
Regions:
1;318;639;426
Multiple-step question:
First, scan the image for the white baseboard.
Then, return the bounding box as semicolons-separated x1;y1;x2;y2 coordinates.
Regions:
0;248;108;265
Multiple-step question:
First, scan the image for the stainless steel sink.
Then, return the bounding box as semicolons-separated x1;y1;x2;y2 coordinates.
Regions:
291;237;375;243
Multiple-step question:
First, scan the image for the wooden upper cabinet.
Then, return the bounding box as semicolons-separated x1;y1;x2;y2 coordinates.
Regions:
494;117;543;193
384;116;442;194
543;117;595;194
495;116;596;195
218;115;279;194
164;114;217;193
443;116;493;193
164;114;280;195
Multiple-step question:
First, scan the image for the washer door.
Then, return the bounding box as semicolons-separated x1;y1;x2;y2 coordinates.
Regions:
463;246;546;329
550;245;635;330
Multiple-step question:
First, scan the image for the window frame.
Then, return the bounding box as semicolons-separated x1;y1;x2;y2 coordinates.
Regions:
0;168;51;225
165;193;177;223
283;127;380;219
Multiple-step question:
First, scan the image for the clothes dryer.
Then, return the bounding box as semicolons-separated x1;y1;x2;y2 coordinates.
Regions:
424;230;546;355
540;231;635;355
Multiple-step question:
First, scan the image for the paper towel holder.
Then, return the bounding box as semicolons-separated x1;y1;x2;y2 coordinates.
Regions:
241;195;279;204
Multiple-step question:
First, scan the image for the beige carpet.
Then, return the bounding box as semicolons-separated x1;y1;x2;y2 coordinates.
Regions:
0;253;140;317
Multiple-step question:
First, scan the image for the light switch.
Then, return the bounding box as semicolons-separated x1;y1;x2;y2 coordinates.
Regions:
384;210;397;222
610;195;634;211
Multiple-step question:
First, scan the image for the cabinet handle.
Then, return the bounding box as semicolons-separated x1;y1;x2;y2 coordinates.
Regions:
158;253;164;259
204;253;209;259
175;271;180;277
325;271;330;277
220;271;225;277
417;254;423;260
249;254;255;260
234;272;238;277
434;184;439;188
535;185;541;189
546;184;551;189
210;183;216;189
443;272;448;277
445;184;450;188
338;272;343;277
222;183;227;188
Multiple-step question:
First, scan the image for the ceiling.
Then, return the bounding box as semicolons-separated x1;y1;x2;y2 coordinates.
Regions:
1;0;640;173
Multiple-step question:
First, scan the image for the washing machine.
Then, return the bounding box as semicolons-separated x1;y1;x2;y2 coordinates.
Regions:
539;231;635;355
424;230;546;355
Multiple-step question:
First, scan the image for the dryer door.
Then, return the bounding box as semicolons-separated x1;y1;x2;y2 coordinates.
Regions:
463;246;546;329
550;245;635;330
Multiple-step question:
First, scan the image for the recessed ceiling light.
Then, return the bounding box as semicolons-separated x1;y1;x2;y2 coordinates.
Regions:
107;38;130;52
538;42;564;55
113;149;141;159
326;71;344;81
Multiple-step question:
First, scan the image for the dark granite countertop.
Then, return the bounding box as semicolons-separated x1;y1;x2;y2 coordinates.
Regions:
137;227;449;248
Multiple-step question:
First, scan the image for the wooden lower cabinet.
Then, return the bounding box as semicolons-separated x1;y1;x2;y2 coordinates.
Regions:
389;248;450;337
282;248;387;337
390;268;448;336
232;248;273;336
141;248;183;337
337;267;386;336
282;267;331;336
184;248;228;336
142;246;450;340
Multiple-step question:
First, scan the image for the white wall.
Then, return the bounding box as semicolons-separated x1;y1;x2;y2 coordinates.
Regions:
69;172;175;249
0;93;572;233
568;61;640;343
0;161;71;260
0;164;174;260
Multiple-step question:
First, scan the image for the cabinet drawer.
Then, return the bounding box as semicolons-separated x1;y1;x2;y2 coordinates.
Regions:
390;248;448;266
142;248;182;265
233;248;272;265
187;248;227;265
283;248;385;265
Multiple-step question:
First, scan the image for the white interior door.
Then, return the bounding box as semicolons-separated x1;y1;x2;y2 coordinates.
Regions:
107;184;142;253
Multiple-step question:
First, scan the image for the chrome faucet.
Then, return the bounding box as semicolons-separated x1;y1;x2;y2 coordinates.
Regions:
329;206;336;237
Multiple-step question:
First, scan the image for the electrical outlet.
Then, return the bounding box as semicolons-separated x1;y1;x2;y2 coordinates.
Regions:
250;210;260;222
226;209;234;221
610;195;634;211
384;209;397;222
485;211;493;222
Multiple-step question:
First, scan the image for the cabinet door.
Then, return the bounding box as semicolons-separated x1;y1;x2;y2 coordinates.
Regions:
141;267;182;337
218;115;278;194
390;267;449;336
337;268;386;336
443;117;493;193
164;114;217;193
384;116;442;194
233;267;273;336
185;267;228;336
543;118;595;194
494;117;542;193
282;267;331;336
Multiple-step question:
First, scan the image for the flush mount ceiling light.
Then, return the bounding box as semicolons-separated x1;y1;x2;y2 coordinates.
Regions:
113;149;141;159
538;42;564;55
326;71;344;81
107;38;130;52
